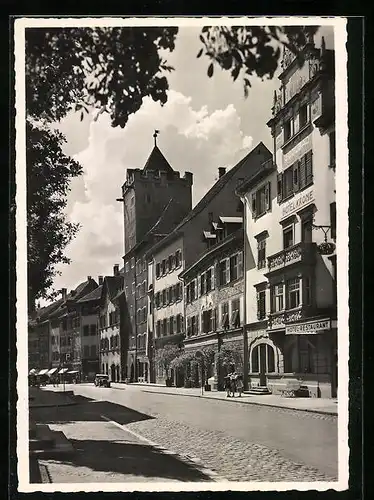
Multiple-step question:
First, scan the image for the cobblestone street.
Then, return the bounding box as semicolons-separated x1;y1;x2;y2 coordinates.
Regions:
31;384;338;483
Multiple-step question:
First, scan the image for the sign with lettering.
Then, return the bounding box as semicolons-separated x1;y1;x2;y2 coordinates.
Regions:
281;188;314;220
283;134;312;170
286;319;331;335
284;64;310;103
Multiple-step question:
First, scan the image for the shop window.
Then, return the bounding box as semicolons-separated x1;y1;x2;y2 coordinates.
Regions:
283;225;294;249
287;278;300;309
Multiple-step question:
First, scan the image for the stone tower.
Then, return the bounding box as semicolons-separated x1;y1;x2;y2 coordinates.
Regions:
120;132;193;255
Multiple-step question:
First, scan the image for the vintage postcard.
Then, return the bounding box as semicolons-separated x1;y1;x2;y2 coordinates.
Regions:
15;16;349;493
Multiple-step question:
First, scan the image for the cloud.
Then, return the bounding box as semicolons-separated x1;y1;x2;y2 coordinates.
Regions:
53;89;254;293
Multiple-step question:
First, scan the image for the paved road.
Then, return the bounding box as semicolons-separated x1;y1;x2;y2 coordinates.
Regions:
34;384;338;482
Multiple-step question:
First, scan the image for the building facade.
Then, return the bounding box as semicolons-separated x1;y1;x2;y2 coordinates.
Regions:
98;269;124;382
180;218;244;389
119;138;193;382
238;36;337;398
146;143;272;384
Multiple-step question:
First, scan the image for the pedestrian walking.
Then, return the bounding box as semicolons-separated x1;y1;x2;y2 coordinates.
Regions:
224;375;231;397
236;374;244;397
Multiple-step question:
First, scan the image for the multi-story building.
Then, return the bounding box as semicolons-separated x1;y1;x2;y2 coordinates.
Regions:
76;279;103;379
98;266;125;382
237;36;337;398
146;142;272;383
118;136;193;381
179;217;244;389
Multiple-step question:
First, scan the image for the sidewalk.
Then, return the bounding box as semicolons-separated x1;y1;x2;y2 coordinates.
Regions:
29;386;76;408
112;383;338;415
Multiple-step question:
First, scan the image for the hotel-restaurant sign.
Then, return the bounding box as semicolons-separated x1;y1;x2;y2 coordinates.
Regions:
286;318;331;335
281;188;314;220
283;134;312;170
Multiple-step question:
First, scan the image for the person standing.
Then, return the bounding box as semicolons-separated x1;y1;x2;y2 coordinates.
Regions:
236;374;244;397
224;374;231;397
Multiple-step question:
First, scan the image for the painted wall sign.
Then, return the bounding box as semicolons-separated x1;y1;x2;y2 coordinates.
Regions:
281;188;314;220
283;134;312;170
284;64;310;103
286;318;331;335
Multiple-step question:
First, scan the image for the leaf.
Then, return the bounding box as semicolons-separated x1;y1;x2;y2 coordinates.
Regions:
207;62;214;78
80;111;84;121
232;64;240;81
197;48;203;58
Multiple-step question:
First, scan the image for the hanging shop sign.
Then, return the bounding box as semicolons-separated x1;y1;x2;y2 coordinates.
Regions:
281;188;314;220
286;318;331;335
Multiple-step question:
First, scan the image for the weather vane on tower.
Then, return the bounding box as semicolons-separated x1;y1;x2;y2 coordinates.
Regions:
153;129;160;146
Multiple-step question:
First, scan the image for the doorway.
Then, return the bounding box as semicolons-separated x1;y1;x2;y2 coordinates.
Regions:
259;344;267;386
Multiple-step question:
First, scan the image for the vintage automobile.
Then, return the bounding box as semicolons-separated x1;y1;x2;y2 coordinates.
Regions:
94;374;111;388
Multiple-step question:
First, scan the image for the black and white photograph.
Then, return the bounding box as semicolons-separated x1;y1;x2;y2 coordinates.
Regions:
15;16;349;493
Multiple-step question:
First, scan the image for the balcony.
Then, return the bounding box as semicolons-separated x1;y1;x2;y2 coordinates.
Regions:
267;242;316;274
268;306;316;331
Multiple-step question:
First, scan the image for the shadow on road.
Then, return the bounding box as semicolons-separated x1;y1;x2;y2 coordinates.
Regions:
31;395;155;426
48;438;213;482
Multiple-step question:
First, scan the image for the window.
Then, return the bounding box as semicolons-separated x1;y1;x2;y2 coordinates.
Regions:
90;324;97;336
330;202;336;240
283;167;294;199
257;291;266;320
161;259;166;275
304;276;312;306
231;299;241;328
192;315;199;335
287;278;300;309
329;132;336;168
176;314;183;333
163;318;167;336
83;345;89;358
219;259;229;285
200;273;206;296
251;182;271;218
169;286;174;303
271;284;284;312
221;302;229;329
156;263;161;278
187;317;192;337
168;255;173;272
284;118;292;142
162;289;167;306
206;268;212;292
190;280;196;301
230;254;239;281
283;225;294;249
202;310;213;333
90;345;96;357
257;238;266;269
165;258;169;274
83;325;89;336
169;316;174;335
299;103;308;128
175;250;182;268
156;320;161;338
251;344;275;373
251;347;259;373
131;257;135;268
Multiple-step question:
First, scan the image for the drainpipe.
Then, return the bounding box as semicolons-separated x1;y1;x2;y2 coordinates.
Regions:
242;196;249;392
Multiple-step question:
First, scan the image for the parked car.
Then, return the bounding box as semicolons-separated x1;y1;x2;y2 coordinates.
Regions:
94;374;111;388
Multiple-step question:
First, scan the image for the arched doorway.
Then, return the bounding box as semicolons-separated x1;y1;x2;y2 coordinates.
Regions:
251;343;276;386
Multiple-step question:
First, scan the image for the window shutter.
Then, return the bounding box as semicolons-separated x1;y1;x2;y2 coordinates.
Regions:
251;193;257;217
173;316;177;333
211;266;215;290
305;150;313;185
238;251;244;277
293;162;300;192
226;258;230;283
265;182;271;211
298;156;306;189
277;173;283;203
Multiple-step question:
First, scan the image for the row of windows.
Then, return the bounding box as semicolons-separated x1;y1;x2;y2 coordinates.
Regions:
100;335;120;351
185;253;243;304
136;307;147;324
278;150;313;203
136;281;147;299
155;250;182;278
154;283;183;308
83;344;98;358
256;276;312;320
156;314;184;337
99;310;120;329
124;257;135;273
137;333;147;349
186;298;241;336
283;102;310;143
61;317;80;331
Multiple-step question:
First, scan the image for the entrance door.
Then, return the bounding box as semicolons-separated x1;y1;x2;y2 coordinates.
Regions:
259;344;267;386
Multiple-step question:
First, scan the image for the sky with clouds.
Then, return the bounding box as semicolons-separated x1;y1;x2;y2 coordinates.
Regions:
48;25;334;299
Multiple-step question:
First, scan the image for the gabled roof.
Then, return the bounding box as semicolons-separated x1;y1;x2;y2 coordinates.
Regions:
77;285;103;303
142;145;174;174
31;298;64;325
101;275;124;303
48;278;98;319
146;142;271;256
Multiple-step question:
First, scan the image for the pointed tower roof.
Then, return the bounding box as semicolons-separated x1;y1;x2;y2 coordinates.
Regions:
142;145;174;174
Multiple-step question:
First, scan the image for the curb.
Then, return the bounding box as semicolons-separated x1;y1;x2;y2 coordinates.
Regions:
101;414;226;482
30;401;77;408
140;390;338;416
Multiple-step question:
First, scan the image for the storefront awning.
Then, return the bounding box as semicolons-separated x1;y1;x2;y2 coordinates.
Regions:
58;368;69;374
38;369;49;376
47;368;58;376
29;369;38;375
67;370;79;374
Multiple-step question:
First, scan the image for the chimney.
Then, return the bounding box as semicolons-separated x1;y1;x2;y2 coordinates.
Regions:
218;167;226;178
98;276;104;285
113;264;120;276
87;276;92;281
61;288;67;301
